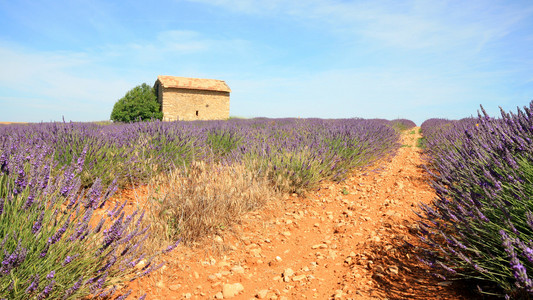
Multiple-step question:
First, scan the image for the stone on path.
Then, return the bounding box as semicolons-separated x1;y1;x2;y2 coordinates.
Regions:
283;268;295;277
231;265;245;274
256;289;269;299
292;274;307;281
222;283;244;298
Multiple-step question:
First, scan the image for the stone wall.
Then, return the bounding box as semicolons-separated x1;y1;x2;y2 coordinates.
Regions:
159;87;230;121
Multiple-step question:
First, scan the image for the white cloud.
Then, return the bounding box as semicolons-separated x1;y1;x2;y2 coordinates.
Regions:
96;28;255;73
187;0;533;53
0;46;87;84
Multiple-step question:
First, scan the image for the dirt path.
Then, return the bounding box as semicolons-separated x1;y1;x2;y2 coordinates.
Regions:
127;129;467;299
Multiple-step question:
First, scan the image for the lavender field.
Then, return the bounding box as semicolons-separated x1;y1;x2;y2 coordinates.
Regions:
6;107;533;299
0;118;403;299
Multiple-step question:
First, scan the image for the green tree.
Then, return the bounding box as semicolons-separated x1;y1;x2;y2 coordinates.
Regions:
110;83;163;122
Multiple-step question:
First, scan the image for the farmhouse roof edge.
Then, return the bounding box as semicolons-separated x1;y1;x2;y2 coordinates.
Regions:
156;75;231;93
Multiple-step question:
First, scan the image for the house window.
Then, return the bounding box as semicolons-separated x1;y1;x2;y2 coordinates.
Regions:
196;110;199;117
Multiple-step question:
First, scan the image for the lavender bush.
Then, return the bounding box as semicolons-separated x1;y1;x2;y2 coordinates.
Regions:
420;118;453;137
0;142;171;299
391;119;417;131
419;118;456;149
232;118;400;193
418;103;533;298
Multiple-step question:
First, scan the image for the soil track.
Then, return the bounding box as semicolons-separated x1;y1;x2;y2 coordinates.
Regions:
125;129;469;299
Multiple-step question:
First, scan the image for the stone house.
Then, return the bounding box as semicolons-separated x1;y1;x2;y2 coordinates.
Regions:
154;75;231;121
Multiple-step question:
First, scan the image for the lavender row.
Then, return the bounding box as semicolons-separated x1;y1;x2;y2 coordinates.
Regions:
418;103;533;298
0;118;401;193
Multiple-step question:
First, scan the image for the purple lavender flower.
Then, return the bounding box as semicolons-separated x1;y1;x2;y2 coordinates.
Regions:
501;230;533;289
98;252;117;273
1;241;28;274
39;164;50;189
129;254;147;268
40;243;50;258
418;257;434;268
97;285;118;299
163;239;181;254
48;216;70;245
511;259;533;289
524;247;533;263
84;178;102;209
134;210;145;228
37;280;55;300
65;193;77;210
98;179;117;208
25;274;40;293
60;171;76;196
89;272;108;294
62;276;83;299
102;214;124;248
473;264;489;274
62;254;79;266
76;146;88;172
107;202;120;217
46;270;55;280
93;217;105;234
13;167;27;194
436;261;457;274
78;229;90;241
32;211;45;234
514;239;533;264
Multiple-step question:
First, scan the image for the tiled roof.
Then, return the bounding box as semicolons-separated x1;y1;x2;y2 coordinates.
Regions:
156;75;231;93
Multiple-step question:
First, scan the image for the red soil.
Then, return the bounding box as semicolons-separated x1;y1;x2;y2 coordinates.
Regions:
117;129;471;299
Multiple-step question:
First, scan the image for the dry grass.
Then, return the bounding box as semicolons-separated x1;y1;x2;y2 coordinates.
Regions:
144;161;278;246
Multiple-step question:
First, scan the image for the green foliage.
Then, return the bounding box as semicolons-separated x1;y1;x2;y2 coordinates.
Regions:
390;119;417;132
206;129;243;158
110;83;163;122
417;137;427;148
244;149;324;194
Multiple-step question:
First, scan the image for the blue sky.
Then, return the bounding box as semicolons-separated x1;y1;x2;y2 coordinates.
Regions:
1;0;532;124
